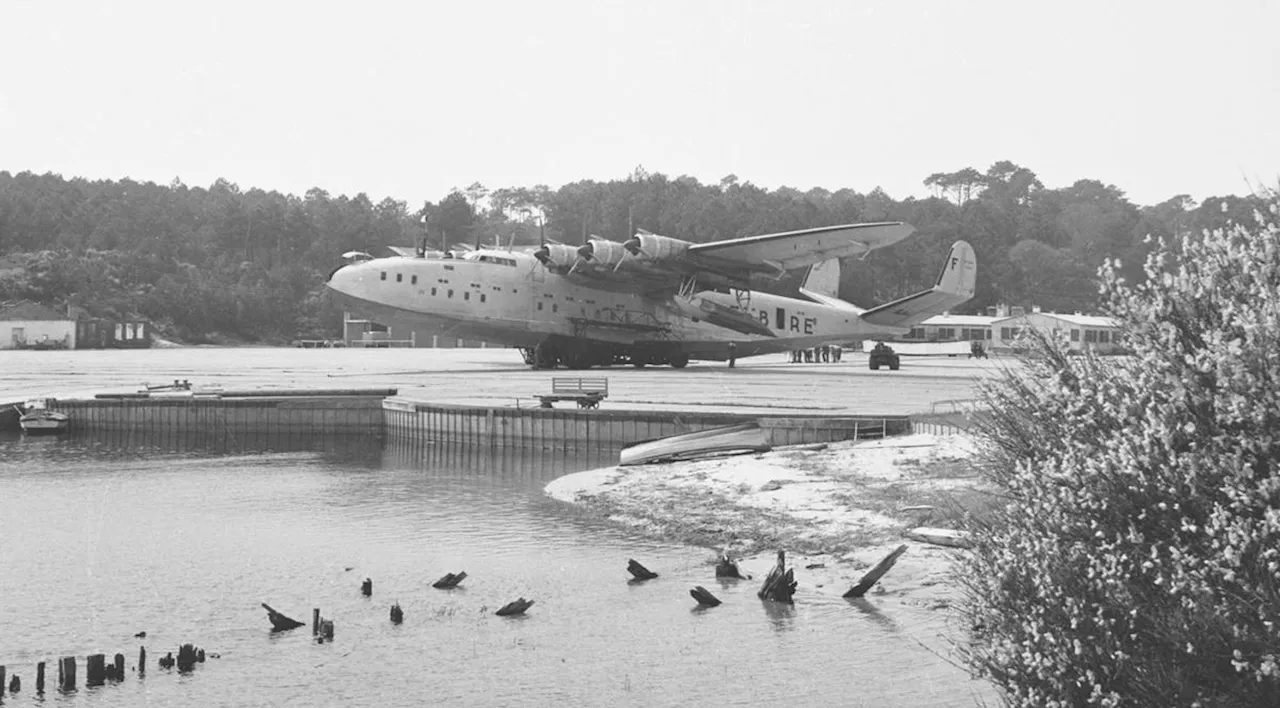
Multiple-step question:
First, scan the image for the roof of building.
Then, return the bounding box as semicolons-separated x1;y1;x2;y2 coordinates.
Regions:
919;314;999;327
994;311;1119;328
0;300;69;322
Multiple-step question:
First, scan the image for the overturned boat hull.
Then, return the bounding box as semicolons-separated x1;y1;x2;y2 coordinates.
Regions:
619;422;771;466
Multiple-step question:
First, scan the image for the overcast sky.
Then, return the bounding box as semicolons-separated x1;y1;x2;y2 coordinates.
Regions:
3;0;1277;208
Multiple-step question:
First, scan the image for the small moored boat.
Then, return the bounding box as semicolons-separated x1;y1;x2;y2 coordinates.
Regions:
17;398;69;434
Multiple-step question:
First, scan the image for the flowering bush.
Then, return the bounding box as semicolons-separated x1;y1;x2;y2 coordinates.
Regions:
959;207;1280;707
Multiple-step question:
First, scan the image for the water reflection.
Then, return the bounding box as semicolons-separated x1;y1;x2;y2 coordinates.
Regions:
847;596;901;632
55;425;385;458
383;436;619;482
762;600;797;633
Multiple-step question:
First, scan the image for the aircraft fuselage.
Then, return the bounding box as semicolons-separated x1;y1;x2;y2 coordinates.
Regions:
327;249;909;367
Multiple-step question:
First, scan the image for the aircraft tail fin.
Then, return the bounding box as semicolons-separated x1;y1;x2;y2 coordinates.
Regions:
859;241;976;329
799;258;864;313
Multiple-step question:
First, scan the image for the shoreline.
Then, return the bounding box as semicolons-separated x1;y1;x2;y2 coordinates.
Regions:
546;432;987;609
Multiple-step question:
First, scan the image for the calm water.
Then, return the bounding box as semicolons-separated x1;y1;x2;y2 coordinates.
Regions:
0;429;986;707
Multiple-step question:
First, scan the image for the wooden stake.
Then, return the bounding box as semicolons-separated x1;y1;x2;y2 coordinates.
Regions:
312;608;320;635
36;661;45;693
843;545;908;598
690;586;722;607
113;654;125;681
86;654;106;686
0;665;5;695
139;646;146;675
626;559;659;581
59;656;77;690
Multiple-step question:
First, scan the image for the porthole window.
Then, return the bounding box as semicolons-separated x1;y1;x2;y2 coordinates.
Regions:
396;273;403;282
480;294;486;303
431;287;437;296
380;272;387;281
537;302;544;311
448;289;454;298
464;292;470;301
411;275;418;285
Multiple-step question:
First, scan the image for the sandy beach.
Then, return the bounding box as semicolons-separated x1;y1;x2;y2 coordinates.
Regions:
546;432;988;610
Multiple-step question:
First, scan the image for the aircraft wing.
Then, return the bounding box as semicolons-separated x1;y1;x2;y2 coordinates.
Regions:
687;222;914;274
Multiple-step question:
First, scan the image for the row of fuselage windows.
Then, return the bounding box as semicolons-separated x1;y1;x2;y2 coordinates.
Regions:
381;271;504;303
379;270;598;312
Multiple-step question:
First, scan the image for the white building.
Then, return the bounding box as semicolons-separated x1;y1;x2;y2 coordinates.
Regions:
903;313;998;343
0;301;76;350
992;310;1123;353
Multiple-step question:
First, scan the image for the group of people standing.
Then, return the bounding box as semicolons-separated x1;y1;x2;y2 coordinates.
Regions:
788;345;842;363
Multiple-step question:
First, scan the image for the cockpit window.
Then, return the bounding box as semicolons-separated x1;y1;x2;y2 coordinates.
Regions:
475;254;517;266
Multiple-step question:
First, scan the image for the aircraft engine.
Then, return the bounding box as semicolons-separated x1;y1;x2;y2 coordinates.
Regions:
577;238;630;269
534;243;582;270
622;233;692;262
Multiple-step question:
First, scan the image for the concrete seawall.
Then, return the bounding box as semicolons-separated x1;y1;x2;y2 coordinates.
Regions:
5;393;911;451
383;397;909;451
46;395;388;435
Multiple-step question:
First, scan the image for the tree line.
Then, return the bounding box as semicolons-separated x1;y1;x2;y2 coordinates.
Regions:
0;164;1265;343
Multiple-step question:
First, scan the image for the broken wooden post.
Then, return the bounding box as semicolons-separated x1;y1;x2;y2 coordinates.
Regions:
757;549;797;604
432;571;467;589
113;653;125;680
58;656;76;689
495;598;534;616
0;665;5;695
8;674;18;693
176;644;200;671
361;578;373;596
844;545;908;599
715;549;747;579
86;654;106;686
390;603;404;624
626;559;659;581
321;620;334;641
262;603;306;631
690;586;722;607
158;652;174;669
36;661;45;693
138;646;146;675
312;608;320;635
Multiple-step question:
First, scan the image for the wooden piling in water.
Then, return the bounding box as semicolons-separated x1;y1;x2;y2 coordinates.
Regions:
36;661;45;693
312;608;320;635
0;665;5;695
361;577;373;596
138;646;146;675
843;544;908;599
86;654;106;686
113;653;125;680
176;644;199;671
59;656;76;689
8;674;18;693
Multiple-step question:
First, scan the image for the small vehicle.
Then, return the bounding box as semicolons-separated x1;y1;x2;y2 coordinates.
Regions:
868;342;900;371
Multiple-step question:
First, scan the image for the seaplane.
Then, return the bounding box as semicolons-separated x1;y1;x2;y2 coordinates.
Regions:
325;222;976;369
